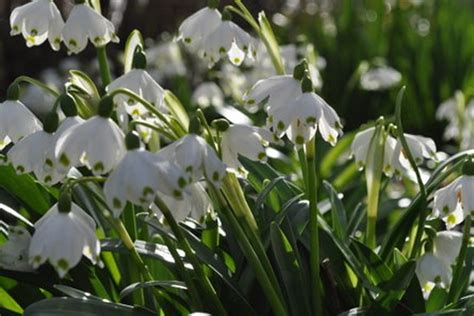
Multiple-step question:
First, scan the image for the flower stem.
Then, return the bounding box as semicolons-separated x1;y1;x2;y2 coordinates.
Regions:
209;185;288;316
96;46;113;87
305;138;323;316
154;196;227;316
107;88;185;138
12;76;60;98
447;214;472;303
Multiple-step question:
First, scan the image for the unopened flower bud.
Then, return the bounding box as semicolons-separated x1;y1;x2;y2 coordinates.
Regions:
189;115;203;135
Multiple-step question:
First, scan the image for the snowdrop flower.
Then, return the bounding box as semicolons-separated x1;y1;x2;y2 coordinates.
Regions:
360;66;402;91
10;0;64;50
351;125;437;178
416;252;452;298
390;134;437;176
160;134;226;187
29;196;101;278
55;98;126;175
433;230;463;266
0;95;42;150
7;113;65;185
220;123;274;173
351;126;397;176
62;2;119;54
177;1;222;49
104;132;188;217
106;69;166;118
200;10;254;67
243;75;302;114
147;39;186;80
0;226;34;272
433;175;474;229
192;82;224;108
153;182;211;223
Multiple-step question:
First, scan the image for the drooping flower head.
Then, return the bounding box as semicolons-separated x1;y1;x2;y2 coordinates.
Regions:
432;159;474;229
0;226;34;272
29;194;101;278
55;97;126;175
104;132;189;217
10;0;64;50
62;1;119;54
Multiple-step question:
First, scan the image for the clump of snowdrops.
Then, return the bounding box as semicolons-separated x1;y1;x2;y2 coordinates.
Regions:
1;0;474;315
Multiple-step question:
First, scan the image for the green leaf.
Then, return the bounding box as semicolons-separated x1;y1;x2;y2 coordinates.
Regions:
54;285;105;302
0;165;51;215
0;203;33;227
24;297;154;316
270;222;312;316
350;239;393;285
346;203;365;237
323;180;348;239
413;309;466;315
164;91;190;132
0;287;23;314
338;307;368;315
123;30;144;74
119;280;186;299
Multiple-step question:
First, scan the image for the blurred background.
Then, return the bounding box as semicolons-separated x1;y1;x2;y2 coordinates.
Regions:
2;0;474;148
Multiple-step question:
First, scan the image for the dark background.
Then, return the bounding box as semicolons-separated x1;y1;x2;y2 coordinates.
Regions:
2;0;474;145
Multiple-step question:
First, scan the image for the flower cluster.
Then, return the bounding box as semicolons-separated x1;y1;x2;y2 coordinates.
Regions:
11;0;118;54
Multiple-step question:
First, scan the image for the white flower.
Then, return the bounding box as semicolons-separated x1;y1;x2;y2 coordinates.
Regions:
351;126;397;176
268;92;343;146
416;253;452;298
106;69;166;118
243;75;302;114
178;7;222;49
147;40;186;80
200;19;254;67
0;100;42;149
192;82;224;108
433;230;463;266
433;175;474;229
360;66;402;91
55;116;126;175
104;146;188;217
29;201;100;278
160;134;227;187
351;127;437;178
390;134;437;176
0;226;34;272
10;0;64;50
62;4;118;54
153;182;211;223
221;124;273;172
8;130;61;184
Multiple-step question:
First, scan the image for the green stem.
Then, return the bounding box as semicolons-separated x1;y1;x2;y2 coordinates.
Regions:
305;138;323;316
447;214;472;303
209;185;288;316
12;76;60;98
107;88;185;138
154;196;227;316
96;46;113;86
129;119;177;141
